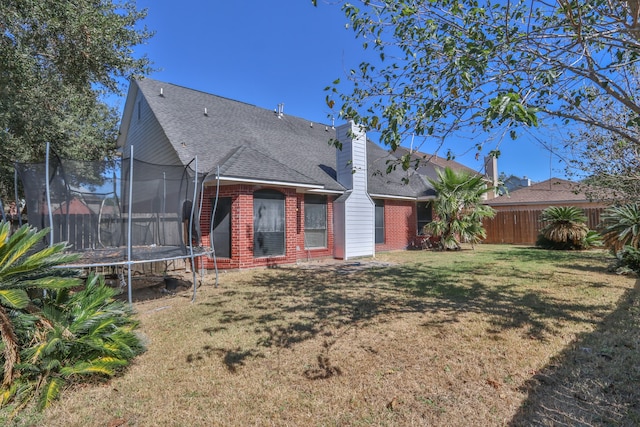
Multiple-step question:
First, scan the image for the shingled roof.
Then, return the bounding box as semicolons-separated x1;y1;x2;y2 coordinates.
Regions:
486;178;589;206
129;78;431;198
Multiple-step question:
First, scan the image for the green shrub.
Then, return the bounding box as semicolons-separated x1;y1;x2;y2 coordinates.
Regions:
582;230;603;249
612;246;640;275
0;222;144;413
536;206;593;250
600;203;640;252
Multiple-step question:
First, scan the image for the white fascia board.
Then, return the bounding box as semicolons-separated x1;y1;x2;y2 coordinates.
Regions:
368;193;417;201
306;188;345;195
204;175;325;190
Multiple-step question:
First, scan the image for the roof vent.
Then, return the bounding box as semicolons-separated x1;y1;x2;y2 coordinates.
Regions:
204;107;208;116
159;87;164;97
310;122;313;128
276;103;284;118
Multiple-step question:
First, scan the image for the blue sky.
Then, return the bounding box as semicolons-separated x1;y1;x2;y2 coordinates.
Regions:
120;0;568;182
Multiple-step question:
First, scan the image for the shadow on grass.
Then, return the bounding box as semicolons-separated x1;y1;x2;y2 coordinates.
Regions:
509;278;640;426
194;255;621;376
186;345;264;373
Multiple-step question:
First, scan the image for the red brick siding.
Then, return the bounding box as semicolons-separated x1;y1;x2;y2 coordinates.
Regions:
295;194;334;262
375;200;417;252
198;184;335;269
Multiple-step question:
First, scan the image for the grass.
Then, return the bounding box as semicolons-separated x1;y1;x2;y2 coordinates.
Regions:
4;245;640;426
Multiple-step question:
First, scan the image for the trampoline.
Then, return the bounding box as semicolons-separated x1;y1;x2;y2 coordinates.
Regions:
13;144;216;303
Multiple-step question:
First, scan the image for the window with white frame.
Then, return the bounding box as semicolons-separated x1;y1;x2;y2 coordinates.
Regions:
304;194;327;249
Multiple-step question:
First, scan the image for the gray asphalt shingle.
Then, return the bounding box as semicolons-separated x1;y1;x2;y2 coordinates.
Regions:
136;78;431;198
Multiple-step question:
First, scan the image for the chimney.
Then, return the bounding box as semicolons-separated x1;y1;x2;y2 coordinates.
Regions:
336;121;367;193
483;155;499;199
333;120;375;260
484;155;498;187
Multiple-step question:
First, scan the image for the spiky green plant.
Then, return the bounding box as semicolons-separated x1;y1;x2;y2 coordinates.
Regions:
600;203;640;252
0;222;144;413
0;222;79;390
8;273;144;410
536;206;589;250
424;167;495;250
582;230;603;249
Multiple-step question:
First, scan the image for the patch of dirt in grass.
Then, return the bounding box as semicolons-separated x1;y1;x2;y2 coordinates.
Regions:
25;247;640;426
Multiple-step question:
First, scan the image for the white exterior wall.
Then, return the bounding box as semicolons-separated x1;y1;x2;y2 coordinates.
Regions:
333;121;375;260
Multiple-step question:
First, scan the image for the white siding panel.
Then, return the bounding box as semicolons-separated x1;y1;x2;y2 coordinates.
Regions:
334;121;375;260
123;91;181;165
343;190;374;259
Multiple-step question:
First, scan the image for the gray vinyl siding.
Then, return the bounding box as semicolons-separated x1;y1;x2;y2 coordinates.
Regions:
122;90;181;166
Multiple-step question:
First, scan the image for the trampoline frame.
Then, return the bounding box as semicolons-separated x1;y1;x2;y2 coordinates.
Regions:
14;143;218;304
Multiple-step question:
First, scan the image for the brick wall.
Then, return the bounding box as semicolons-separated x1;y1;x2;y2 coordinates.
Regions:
197;184;335;269
375;199;417;252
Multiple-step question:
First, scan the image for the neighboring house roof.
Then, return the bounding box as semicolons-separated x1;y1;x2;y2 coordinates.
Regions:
393;147;483;182
120;78;431;199
486;178;591;206
502;174;532;192
51;198;93;215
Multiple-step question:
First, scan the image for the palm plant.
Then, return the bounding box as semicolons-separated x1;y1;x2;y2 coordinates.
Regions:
9;273;144;410
600;203;640;252
0;222;144;412
536;206;590;250
0;222;79;389
424;167;495;250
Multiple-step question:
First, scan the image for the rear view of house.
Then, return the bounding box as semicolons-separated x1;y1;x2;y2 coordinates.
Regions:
117;78;433;269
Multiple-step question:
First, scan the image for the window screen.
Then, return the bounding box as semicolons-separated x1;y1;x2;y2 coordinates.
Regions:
374;199;385;244
253;190;285;257
304;194;327;249
211;197;231;258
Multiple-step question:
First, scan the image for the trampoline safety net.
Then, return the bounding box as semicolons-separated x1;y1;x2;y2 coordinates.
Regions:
15;153;207;267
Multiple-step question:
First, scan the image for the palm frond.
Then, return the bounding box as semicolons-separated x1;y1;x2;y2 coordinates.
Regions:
0;383;17;407
59;357;128;377
0;289;30;310
37;377;63;410
18;276;80;291
0;227;51;274
600;203;640;252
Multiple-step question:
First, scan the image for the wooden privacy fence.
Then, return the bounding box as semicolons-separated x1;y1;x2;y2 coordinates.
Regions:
483;207;605;245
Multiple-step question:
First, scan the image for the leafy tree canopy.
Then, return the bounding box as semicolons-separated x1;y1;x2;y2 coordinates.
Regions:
565;92;640;202
315;0;640;173
0;0;152;198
